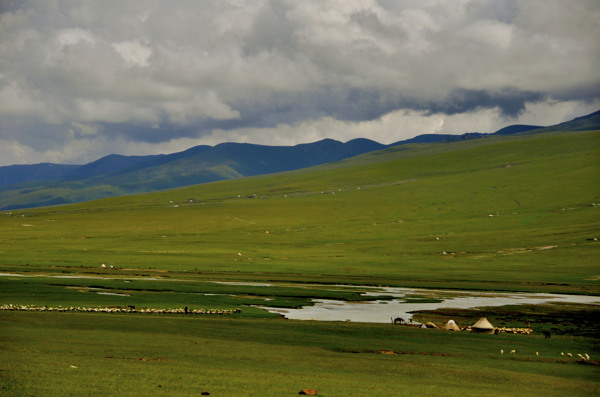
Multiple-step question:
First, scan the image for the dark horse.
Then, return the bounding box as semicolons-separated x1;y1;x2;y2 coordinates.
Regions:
392;317;405;324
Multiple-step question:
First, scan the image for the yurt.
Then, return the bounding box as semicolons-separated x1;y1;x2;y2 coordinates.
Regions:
471;317;495;334
443;319;461;331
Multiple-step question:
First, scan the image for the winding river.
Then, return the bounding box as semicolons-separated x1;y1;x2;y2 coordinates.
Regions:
253;284;600;323
2;273;598;324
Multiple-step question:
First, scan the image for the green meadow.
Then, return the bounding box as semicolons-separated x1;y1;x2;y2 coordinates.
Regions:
1;311;598;396
2;130;598;291
1;130;599;395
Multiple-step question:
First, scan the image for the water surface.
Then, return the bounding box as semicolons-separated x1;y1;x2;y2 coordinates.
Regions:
257;285;600;323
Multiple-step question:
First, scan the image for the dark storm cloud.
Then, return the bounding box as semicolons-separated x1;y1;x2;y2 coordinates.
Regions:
428;88;546;118
0;0;599;165
226;87;548;129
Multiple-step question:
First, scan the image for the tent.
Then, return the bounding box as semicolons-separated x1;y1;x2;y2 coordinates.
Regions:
471;317;495;333
443;319;461;331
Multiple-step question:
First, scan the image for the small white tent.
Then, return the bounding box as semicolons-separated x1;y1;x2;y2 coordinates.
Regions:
443;319;461;331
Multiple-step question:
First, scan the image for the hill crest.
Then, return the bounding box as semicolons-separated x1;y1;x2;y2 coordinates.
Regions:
1;109;598;210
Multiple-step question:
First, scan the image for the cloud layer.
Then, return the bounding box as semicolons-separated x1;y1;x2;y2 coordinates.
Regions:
1;0;599;165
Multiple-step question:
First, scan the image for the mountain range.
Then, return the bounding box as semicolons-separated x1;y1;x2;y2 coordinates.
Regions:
1;110;598;211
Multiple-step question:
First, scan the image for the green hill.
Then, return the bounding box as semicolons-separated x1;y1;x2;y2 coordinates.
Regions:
1;128;598;294
0;138;385;210
2;110;598;211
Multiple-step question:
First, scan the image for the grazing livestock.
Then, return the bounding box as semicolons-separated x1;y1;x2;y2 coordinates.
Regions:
299;389;318;396
510;350;516;355
0;304;241;316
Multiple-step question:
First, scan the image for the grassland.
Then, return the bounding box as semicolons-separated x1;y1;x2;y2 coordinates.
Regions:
1;130;598;292
1;129;598;395
1;311;598;396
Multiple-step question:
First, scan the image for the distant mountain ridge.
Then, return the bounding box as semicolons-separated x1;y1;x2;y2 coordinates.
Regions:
0;138;387;210
63;154;163;180
0;110;598;210
390;124;542;146
0;163;79;186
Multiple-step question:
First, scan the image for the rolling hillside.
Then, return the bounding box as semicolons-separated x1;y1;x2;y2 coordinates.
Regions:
0;110;597;211
0;138;385;210
1;125;598;293
0;163;78;186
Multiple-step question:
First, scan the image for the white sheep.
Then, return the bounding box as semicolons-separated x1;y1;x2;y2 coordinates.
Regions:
510;350;516;355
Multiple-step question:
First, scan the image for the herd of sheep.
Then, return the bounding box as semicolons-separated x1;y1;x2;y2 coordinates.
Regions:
0;304;242;315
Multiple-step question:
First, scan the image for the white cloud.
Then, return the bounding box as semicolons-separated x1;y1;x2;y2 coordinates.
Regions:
163;91;241;124
111;40;152;68
197;98;600;148
0;0;598;165
0;139;39;166
69;122;101;137
57;28;95;47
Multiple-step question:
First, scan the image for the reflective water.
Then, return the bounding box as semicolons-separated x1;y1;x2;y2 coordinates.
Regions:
257;285;600;323
2;272;598;324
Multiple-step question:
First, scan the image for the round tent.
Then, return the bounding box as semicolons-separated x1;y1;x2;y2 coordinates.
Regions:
443;319;461;331
471;317;495;334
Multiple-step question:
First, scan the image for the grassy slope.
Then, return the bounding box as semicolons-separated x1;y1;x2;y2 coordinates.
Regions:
1;130;599;396
1;130;598;293
1;311;598;397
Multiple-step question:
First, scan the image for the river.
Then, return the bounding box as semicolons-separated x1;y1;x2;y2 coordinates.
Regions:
254;284;600;323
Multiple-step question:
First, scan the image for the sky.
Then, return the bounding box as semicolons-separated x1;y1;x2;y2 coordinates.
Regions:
0;0;599;166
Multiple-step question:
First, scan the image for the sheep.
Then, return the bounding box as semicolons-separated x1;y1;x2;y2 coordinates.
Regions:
567;353;573;357
561;352;564;357
535;352;539;356
585;353;590;360
510;350;516;355
500;349;504;354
